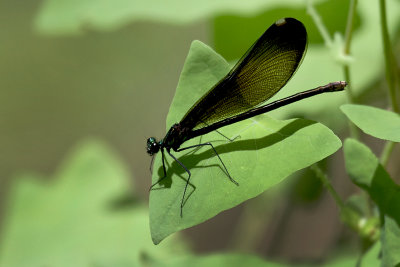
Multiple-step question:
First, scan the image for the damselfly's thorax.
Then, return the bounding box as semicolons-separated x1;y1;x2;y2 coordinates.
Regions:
163;123;192;151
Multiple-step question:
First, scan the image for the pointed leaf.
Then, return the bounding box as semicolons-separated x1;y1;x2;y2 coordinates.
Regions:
150;40;342;244
341;104;400;142
343;139;400;227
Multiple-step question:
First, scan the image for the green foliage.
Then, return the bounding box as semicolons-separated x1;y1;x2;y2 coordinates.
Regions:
34;0;325;35
344;139;400;224
341;104;400;142
214;0;400;121
18;0;400;265
0;139;388;267
0;140;187;267
359;242;383;267
381;216;400;267
344;139;400;265
339;194;380;251
149;41;342;244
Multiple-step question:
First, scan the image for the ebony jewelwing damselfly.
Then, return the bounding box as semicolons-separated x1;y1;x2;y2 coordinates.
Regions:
147;17;346;217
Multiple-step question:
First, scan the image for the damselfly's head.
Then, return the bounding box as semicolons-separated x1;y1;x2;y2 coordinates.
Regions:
146;137;160;155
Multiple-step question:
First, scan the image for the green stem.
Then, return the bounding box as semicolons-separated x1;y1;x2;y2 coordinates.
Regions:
343;0;360;139
380;141;396;166
379;0;399;113
342;0;357;105
344;66;360;139
343;0;358;55
306;1;333;47
310;164;344;209
229;191;280;251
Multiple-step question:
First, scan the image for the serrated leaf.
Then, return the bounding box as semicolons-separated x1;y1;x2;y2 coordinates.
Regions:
0;139;186;267
149;40;342;244
341;104;400;142
343;139;400;227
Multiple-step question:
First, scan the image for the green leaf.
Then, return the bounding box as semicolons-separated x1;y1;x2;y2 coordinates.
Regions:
343;139;400;226
360;241;382;267
341;104;400;142
381;216;400;267
34;0;325;35
0;139;187;267
214;1;350;59
149;40;342;244
321;241;381;267
214;0;400;122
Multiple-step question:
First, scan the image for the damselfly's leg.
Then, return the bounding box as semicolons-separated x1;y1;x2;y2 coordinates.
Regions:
177;142;239;186
199;119;240;142
149;149;168;190
215;130;241;142
166;150;192;218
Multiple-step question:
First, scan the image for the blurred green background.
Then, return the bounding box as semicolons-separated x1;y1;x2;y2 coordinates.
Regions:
1;0;399;266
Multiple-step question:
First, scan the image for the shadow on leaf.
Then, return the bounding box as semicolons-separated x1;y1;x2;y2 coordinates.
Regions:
153;118;316;193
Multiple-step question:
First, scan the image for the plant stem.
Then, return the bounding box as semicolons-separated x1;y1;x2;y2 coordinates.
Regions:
307;0;360;139
306;1;332;47
343;0;357;55
310;164;344;209
342;0;357;104
379;0;399;113
378;0;399;171
380;141;396;166
344;65;360;139
342;0;361;140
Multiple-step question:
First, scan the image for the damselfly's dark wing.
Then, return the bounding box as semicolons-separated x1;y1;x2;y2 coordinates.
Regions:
179;17;307;130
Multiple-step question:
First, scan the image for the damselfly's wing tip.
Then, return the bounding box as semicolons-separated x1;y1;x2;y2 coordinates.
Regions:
275;18;287;26
275;17;303;27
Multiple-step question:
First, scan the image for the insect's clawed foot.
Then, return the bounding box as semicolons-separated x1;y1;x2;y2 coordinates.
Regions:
229;177;239;186
231;134;242;142
149;176;167;191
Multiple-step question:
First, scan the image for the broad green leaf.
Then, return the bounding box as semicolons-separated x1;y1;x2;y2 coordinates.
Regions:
149;40;342;244
341;104;400;142
343;139;400;226
34;0;325;35
0;139;187;267
381;216;400;267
